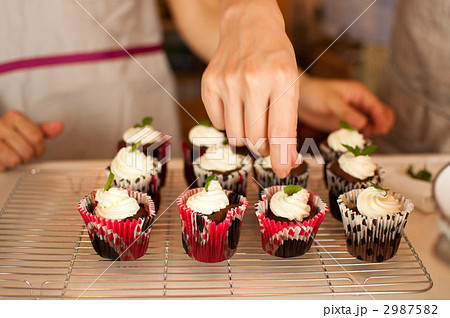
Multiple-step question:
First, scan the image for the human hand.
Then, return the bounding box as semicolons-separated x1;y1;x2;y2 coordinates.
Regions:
201;0;300;178
0;110;64;171
298;76;394;136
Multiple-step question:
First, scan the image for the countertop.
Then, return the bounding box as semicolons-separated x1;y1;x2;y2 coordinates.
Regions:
0;155;449;299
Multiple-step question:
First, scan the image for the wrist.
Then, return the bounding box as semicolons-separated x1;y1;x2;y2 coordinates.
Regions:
220;0;283;31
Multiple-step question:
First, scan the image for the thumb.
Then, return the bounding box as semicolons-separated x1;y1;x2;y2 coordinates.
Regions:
329;96;368;130
39;121;65;138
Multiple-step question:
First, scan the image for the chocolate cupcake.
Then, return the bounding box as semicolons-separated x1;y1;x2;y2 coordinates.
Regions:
326;145;384;221
338;186;414;262
181;121;227;187
253;154;309;191
319;122;368;185
193;144;252;196
77;188;156;261
118;117;170;187
107;146;162;211
255;185;328;258
177;179;249;263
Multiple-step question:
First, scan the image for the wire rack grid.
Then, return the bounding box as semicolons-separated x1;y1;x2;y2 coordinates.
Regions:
0;162;432;299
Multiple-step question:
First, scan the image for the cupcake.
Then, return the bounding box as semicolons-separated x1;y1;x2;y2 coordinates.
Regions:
181;121;227;187
255;185;328;258
118;117;171;186
77;187;156;261
192;144;252;196
106;145;162;211
320;121;368;185
338;186;414;262
176;178;249;263
253;154;309;191
326;144;384;221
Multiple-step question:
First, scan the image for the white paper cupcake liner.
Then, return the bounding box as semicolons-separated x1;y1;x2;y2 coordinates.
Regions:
193;159;253;196
337;189;414;262
106;160;162;210
326;162;385;220
253;158;310;190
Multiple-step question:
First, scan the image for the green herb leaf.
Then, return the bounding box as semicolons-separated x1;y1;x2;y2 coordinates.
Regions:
342;144;360;156
142;117;153;126
129;140;142;153
407;164;432;182
134;117;153;128
360;144;378;156
342;144;377;157
204;174;215;192
339;120;356;131
199;119;213;127
369;181;389;194
284;185;303;196
104;172;115;191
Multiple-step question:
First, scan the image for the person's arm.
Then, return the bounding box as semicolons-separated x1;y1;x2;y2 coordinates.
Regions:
0;110;64;171
169;0;300;178
166;0;220;63
297;75;395;136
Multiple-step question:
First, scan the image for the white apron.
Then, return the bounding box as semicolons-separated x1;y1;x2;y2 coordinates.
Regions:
374;0;450;153
0;0;181;160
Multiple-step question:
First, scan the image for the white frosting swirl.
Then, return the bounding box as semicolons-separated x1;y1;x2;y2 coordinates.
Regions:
186;180;230;215
94;188;140;220
356;187;402;218
122;126;162;145
199;144;244;172
188;125;226;147
338;152;376;180
327;128;365;152
270;188;311;221
111;146;159;180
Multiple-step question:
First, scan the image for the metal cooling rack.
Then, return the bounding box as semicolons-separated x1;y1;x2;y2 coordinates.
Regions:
0;162;432;299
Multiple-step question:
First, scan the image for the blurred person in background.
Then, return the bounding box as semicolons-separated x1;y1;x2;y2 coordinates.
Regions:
374;0;450;153
0;0;393;176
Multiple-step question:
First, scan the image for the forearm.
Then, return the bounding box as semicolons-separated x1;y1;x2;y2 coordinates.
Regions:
166;0;220;63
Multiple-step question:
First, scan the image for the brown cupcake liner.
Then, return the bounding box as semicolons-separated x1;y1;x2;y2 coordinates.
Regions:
192;158;253;196
253;159;310;191
255;185;328;258
337;189;414;262
326;162;385;221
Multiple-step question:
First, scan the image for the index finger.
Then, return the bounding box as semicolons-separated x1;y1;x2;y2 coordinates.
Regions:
268;83;299;178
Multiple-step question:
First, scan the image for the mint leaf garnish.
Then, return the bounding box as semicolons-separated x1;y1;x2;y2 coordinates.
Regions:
284;185;303;196
407;164;432;182
199;119;213;127
104;172;115;191
339;120;356;131
204;174;215;192
134;117;153;128
342;144;378;157
129;140;142;153
369;181;389;195
360;144;378;156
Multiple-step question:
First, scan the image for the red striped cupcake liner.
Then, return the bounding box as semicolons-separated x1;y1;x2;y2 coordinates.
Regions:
176;188;249;263
77;188;156;261
255;185;328;257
